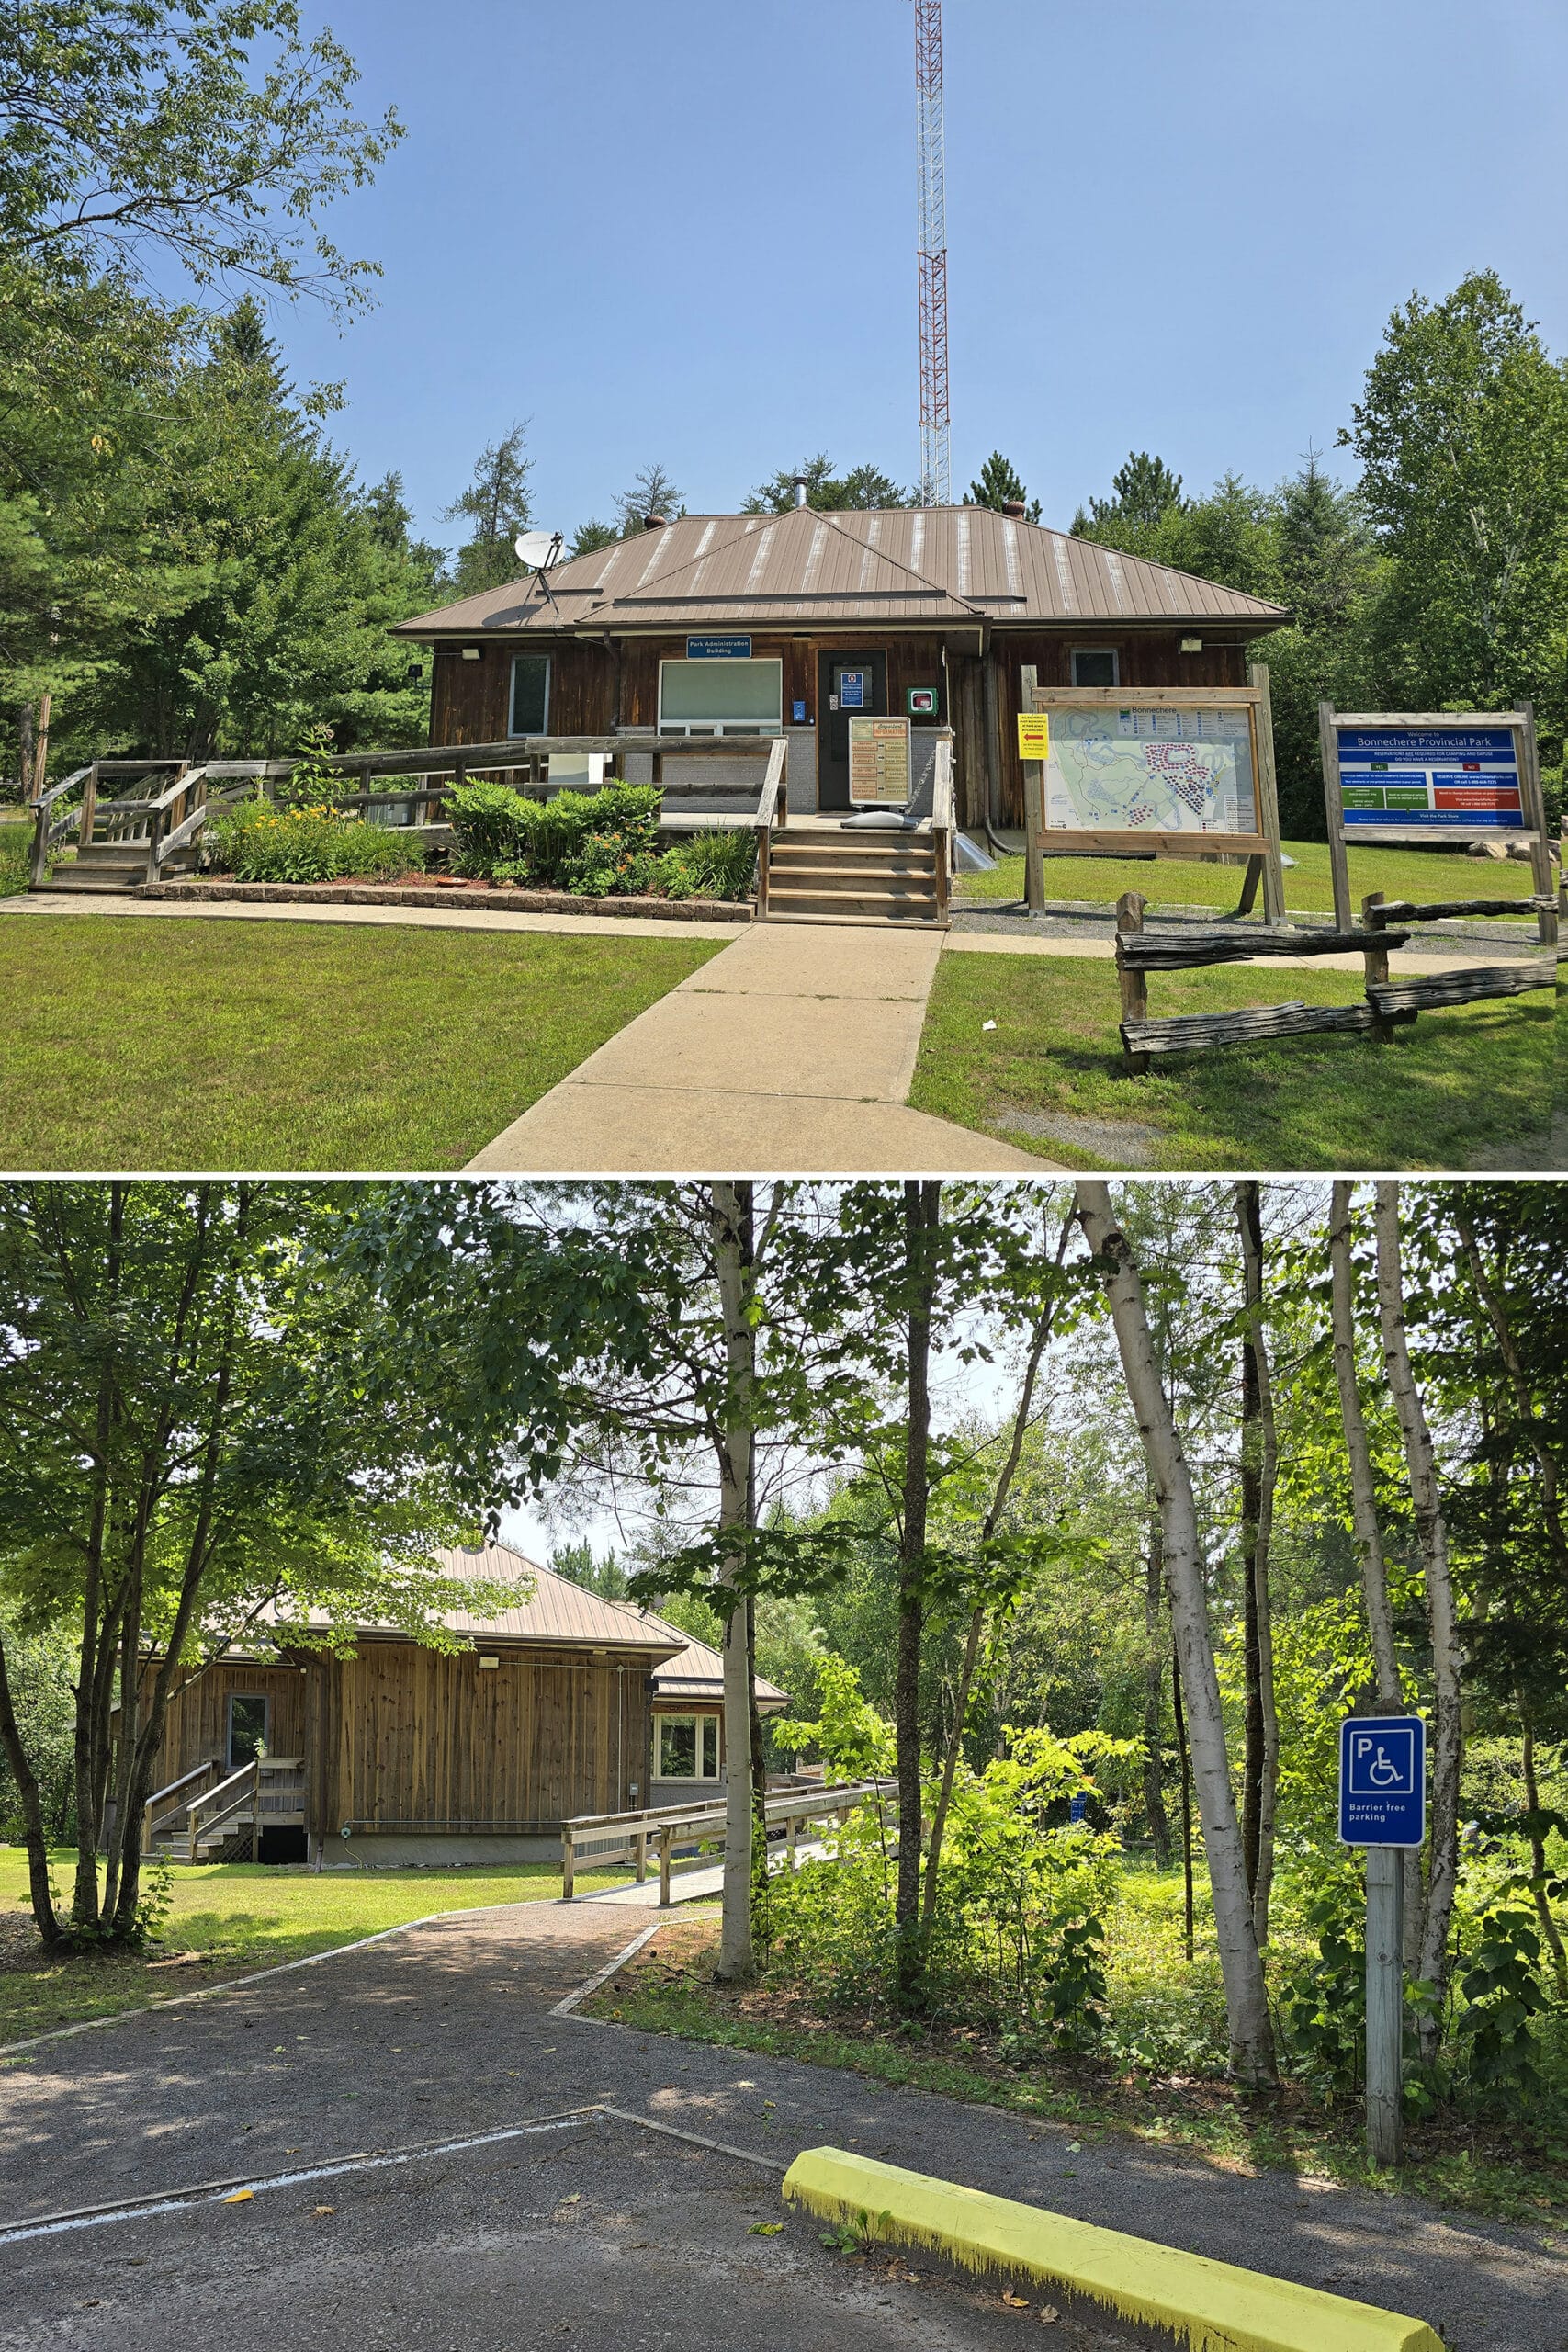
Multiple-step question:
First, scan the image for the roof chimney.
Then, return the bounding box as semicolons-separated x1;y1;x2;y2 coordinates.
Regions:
791;475;808;509
1000;499;1027;519
644;512;667;530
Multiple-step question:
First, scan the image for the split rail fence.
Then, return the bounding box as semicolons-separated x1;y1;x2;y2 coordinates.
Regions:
1114;887;1558;1071
560;1776;897;1905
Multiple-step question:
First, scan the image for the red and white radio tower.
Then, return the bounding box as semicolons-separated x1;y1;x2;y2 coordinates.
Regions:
913;0;950;506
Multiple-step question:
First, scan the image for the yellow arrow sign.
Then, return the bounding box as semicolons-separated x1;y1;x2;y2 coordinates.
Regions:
1017;713;1050;761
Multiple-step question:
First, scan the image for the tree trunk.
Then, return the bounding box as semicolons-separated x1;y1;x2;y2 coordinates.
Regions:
1327;1182;1403;1710
921;1205;1069;1926
1172;1625;1195;1962
1374;1182;1462;2020
1519;1694;1568;2000
0;1629;60;1941
711;1181;758;1983
895;1181;941;1993
1235;1181;1279;1946
1144;1508;1171;1865
1454;1206;1568;1577
1076;1181;1276;2086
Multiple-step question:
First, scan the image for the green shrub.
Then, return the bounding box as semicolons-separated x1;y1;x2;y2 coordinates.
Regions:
447;779;746;898
0;820;30;899
678;830;758;899
207;798;426;884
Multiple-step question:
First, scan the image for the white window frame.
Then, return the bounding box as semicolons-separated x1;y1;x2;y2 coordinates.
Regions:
656;1713;720;1780
509;653;551;738
657;656;784;738
1070;647;1121;688
226;1690;270;1770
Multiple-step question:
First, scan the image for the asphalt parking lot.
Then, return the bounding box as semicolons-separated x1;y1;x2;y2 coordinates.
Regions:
2;1901;1563;2352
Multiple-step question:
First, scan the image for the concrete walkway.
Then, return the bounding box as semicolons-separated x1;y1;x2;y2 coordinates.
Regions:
3;1900;1562;2351
465;922;1048;1173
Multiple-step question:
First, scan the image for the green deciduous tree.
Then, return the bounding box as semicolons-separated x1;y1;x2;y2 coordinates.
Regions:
0;0;401;308
1342;271;1568;734
0;1182;491;1947
743;455;912;514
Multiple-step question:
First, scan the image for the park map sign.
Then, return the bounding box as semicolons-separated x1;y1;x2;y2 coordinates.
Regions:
1044;706;1258;838
1019;676;1288;925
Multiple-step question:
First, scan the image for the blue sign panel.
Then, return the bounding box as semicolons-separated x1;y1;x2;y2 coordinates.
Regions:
1338;1716;1426;1848
686;635;752;660
792;699;807;724
1337;724;1524;831
840;670;866;709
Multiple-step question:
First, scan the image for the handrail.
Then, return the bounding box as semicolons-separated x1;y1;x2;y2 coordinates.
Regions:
144;1759;217;1811
29;765;94;887
560;1777;897;1903
930;736;955;927
752;735;788;920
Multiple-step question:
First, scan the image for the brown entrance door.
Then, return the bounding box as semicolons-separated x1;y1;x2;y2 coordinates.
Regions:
817;651;887;809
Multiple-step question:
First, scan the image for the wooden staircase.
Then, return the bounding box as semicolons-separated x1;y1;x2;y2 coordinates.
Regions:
143;1755;307;1862
761;830;945;926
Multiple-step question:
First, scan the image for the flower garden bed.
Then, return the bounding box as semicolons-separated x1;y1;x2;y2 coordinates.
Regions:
141;876;752;922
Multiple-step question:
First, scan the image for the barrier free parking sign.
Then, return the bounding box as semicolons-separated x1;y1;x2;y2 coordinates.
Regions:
1338;1715;1426;1848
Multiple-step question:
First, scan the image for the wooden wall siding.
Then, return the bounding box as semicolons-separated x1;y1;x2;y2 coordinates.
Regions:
429;639;613;746
423;625;1247;828
150;1663;306;1781
334;1645;651;1831
993;634;1250;827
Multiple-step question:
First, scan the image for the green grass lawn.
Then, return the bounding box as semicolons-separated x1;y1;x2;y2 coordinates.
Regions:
0;814;29;899
0;915;722;1169
912;951;1555;1171
959;837;1544;917
589;1867;1568;2231
0;1845;624;2046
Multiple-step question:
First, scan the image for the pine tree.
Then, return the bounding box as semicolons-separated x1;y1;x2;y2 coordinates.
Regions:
966;450;1041;521
445;424;534;596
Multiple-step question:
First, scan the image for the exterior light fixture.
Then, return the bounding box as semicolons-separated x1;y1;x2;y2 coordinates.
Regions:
460;646;482;662
1179;637;1203;654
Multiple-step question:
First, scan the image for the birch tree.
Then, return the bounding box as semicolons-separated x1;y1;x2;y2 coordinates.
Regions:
1374;1181;1464;2011
1235;1181;1279;1945
1075;1181;1277;2086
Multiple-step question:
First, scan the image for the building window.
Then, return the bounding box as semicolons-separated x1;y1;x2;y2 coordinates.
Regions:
1071;648;1120;688
227;1692;269;1770
509;653;551;736
658;657;783;735
657;1714;720;1779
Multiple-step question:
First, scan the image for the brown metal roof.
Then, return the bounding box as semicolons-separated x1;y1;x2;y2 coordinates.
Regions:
637;1610;790;1713
254;1548;788;1712
255;1544;682;1659
397;504;1289;639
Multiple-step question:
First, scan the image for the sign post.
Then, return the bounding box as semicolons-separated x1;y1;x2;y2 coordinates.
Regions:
1338;1713;1426;2167
1017;678;1049;911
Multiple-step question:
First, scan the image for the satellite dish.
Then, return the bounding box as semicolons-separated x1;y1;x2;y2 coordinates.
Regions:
514;528;565;570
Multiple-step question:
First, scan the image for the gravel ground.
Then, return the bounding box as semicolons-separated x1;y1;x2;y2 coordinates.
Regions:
3;1902;1565;2352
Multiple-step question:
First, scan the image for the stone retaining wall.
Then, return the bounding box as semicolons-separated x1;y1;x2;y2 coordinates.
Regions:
141;880;752;922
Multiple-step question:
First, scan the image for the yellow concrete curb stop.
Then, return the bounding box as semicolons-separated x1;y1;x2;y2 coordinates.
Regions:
781;2147;1444;2352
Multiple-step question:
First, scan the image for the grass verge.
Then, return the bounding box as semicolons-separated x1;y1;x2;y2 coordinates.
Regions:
0;1846;619;2046
957;838;1545;916
0;915;721;1169
911;950;1554;1170
589;1921;1568;2236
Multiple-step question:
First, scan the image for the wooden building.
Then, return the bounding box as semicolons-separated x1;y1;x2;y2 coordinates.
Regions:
394;500;1291;831
137;1546;786;1867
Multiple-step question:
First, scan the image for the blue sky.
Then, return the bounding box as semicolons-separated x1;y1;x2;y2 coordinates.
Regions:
267;0;1568;553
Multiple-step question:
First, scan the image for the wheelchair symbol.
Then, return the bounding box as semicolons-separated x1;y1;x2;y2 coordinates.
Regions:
1351;1732;1412;1794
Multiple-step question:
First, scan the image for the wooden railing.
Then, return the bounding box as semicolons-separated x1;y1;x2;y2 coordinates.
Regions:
145;1755;306;1861
141;1758;220;1853
560;1776;897;1905
930;736;954;926
32;734;792;891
